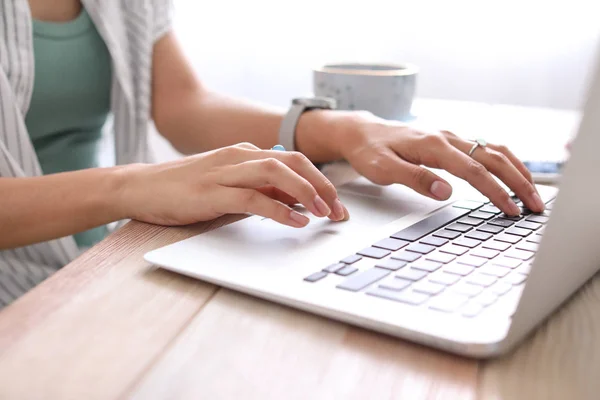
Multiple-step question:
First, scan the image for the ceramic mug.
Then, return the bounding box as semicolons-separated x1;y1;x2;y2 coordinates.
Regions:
313;63;418;121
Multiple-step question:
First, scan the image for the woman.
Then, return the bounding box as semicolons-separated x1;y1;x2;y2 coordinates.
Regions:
0;0;543;307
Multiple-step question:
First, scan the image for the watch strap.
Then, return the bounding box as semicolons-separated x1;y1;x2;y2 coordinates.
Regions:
279;103;306;152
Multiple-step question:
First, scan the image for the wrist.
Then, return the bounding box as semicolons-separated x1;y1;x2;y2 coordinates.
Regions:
295;109;373;163
109;163;148;221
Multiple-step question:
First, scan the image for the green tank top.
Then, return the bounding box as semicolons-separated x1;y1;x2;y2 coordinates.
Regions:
25;8;112;248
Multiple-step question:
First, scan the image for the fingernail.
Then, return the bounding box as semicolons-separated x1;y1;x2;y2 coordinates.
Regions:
342;205;350;221
332;199;345;221
506;197;521;216
313;196;331;217
430;181;452;200
289;210;310;227
532;193;545;212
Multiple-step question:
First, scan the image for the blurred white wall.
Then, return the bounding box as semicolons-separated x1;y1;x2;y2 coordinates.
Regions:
172;0;600;110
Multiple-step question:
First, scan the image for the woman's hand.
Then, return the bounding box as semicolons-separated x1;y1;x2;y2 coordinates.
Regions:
119;143;348;228
337;112;545;216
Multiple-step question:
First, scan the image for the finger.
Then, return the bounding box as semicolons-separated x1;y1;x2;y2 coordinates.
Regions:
367;148;453;200
449;139;544;212
426;144;521;215
212;186;309;228
256;185;299;205
215;158;333;219
486;143;535;185
213;147;346;221
475;147;544;212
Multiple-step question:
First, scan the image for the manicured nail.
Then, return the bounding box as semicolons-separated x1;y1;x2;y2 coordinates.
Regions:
313;196;331;217
289;210;309;227
430;181;452;200
332;199;345;221
506;198;521;216
532;193;545;212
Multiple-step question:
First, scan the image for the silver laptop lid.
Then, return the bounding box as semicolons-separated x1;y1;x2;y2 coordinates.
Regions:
507;43;600;344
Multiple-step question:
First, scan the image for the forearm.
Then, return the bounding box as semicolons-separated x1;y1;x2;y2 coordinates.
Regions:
156;89;362;163
0;167;128;249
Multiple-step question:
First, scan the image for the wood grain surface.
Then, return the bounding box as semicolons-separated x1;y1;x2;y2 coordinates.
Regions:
0;218;478;400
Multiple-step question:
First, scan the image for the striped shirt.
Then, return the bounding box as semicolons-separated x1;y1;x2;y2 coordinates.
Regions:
0;0;173;307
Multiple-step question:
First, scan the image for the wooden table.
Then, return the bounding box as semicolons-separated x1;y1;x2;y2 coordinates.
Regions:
0;101;597;400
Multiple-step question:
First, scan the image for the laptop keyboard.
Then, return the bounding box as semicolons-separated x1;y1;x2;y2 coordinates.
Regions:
303;195;555;319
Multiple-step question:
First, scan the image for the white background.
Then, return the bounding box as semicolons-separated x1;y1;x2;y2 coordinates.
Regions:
172;0;600;110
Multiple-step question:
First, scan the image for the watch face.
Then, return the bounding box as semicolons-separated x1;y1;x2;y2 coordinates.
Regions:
293;97;337;109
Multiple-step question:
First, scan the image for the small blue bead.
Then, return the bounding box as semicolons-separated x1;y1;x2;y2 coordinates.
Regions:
271;144;286;151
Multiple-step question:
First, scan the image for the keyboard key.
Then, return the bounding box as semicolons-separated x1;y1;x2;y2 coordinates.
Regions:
429;293;470;312
456;256;487;267
373;237;410;251
477;224;504;234
453;282;484;297
440;244;469;256
515;221;542;231
479;205;501;214
453;200;484;210
461;302;485;317
396;268;428;281
391;207;470;241
516;263;532;275
494;233;521;244
470;248;500;259
504;248;535;261
375;259;407;271
499;214;524;221
358;247;391;259
518;207;533;216
491;257;522;269
420;236;449;247
472;292;499;307
465;231;493;241
425;252;456;264
443;263;475;276
478;265;511;278
336;268;390;292
490;282;513;296
488;218;514;228
454;237;482;248
505;227;531;238
411;259;443;272
482;240;511;252
392;251;421;263
429;273;461;286
466;273;497;287
433;229;461;240
366;288;430;305
413;281;446;295
469;211;494;220
516;241;539;252
379;277;412;291
336;266;358;276
406;243;436;255
340;254;362;264
304;271;327;282
323;263;346;273
505;272;527;285
457;217;484;226
526;234;543;244
446;223;473;233
526;215;550;224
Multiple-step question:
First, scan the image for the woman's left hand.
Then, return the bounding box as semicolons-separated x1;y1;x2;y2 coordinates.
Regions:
337;113;545;216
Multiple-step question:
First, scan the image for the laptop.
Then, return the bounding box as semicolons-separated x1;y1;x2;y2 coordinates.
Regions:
144;51;600;358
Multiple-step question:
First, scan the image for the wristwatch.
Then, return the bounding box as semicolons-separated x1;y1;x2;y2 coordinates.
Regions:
279;97;337;152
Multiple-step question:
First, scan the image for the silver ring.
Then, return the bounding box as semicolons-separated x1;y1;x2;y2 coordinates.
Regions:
468;138;487;157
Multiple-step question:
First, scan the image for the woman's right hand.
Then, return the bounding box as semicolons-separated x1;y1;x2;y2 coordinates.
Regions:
119;143;349;228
